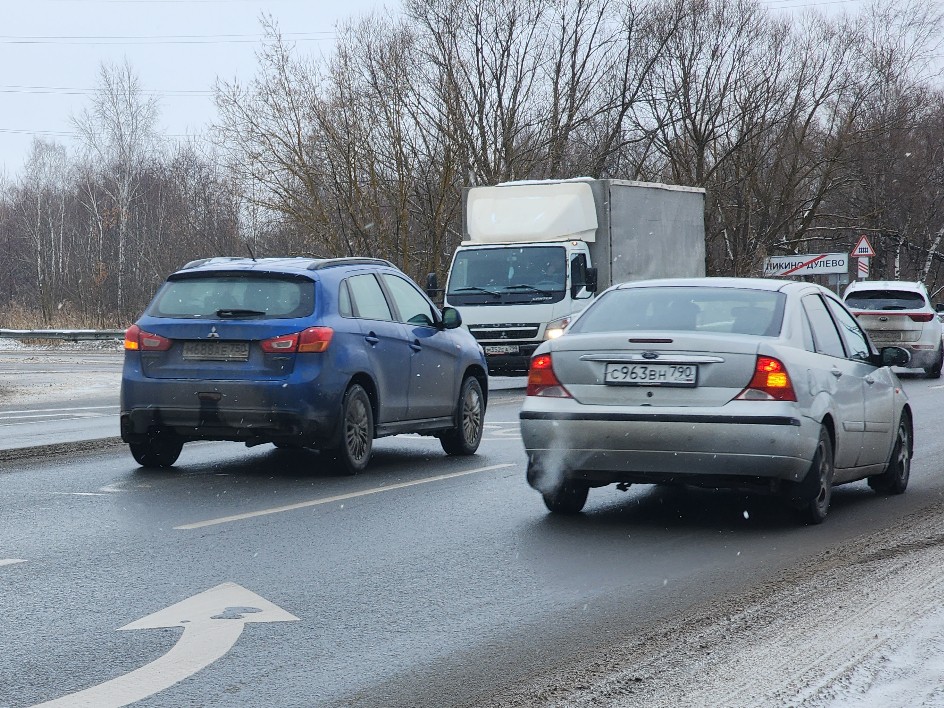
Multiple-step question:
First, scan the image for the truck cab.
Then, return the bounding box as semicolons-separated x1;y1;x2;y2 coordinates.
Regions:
445;239;596;373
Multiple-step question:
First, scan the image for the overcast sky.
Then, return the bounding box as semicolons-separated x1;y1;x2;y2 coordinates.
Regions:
0;0;387;177
0;0;867;179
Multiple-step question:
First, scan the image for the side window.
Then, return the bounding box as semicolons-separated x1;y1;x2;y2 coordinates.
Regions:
802;294;846;358
347;274;393;321
571;253;587;291
824;296;872;361
339;280;353;318
381;274;437;327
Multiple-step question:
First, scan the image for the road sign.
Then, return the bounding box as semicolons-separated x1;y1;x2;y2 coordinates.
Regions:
763;253;849;277
852;235;876;258
857;257;870;279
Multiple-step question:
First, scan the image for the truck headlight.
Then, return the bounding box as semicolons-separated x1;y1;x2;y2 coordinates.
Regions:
545;316;570;340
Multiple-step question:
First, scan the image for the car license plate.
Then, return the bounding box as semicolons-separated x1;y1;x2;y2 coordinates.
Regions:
604;362;697;386
867;330;902;341
182;341;250;361
485;344;519;355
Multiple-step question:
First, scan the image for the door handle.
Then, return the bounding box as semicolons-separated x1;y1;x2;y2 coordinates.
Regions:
365;333;380;345
410;339;422;352
831;369;843;378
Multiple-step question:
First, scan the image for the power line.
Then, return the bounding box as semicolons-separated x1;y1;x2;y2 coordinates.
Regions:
0;31;335;46
0;84;213;96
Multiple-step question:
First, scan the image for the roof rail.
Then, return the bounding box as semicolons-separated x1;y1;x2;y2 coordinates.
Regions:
307;257;396;271
180;256;245;270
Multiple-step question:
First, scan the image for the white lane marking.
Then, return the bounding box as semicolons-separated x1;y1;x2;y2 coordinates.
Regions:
31;582;298;708
930;385;944;390
0;413;117;427
176;463;516;530
0;405;117;416
98;483;126;493
52;492;109;497
0;559;26;567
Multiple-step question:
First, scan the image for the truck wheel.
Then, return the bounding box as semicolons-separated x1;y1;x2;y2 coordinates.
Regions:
327;384;374;475
789;426;834;525
868;415;911;495
129;432;183;468
542;481;589;514
440;376;484;456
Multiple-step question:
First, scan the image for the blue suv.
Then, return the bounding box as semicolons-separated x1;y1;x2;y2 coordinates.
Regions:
120;257;488;473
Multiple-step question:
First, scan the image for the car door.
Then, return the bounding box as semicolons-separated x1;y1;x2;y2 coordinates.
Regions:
379;273;459;420
824;295;897;467
801;294;865;471
343;274;410;423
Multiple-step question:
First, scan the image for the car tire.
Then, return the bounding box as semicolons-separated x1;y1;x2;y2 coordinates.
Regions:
542;481;590;514
439;376;484;456
790;426;834;525
129;432;183;469
868;415;911;495
327;384;373;475
926;348;943;379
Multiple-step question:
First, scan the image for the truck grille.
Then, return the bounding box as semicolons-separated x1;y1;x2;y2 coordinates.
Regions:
468;323;541;341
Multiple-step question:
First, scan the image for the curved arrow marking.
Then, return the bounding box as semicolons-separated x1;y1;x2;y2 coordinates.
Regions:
32;582;298;708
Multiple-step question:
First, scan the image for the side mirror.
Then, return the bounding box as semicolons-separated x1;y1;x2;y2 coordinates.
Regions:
441;306;462;330
880;346;911;368
585;267;598;294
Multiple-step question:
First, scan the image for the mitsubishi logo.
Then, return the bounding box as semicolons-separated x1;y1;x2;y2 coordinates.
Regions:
207;326;220;339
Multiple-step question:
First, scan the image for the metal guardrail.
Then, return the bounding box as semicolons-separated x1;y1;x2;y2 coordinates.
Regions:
0;328;125;341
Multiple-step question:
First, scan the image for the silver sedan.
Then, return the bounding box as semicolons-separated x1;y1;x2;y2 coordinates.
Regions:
520;278;913;524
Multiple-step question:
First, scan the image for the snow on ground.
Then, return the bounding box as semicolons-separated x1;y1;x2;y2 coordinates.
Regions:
0;341;122;407
493;502;944;707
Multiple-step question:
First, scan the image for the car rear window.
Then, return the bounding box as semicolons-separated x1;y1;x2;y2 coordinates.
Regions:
569;286;786;336
147;274;315;319
844;290;927;311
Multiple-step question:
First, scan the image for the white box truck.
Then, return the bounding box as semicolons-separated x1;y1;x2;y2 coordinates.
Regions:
435;178;706;374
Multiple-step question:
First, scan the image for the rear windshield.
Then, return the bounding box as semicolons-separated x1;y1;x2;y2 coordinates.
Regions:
147;274;315;319
844;290;927;311
569;286;786;336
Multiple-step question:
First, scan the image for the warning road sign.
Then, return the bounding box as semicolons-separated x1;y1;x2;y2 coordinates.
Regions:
852;235;876;258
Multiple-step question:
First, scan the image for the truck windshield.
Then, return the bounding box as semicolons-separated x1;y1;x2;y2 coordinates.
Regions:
447;246;567;305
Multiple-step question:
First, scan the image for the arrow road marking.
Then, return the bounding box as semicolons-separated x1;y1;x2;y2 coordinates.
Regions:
32;582;298;708
175;463;516;530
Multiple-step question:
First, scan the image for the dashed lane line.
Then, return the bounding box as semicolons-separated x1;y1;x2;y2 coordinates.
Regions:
0;559;26;567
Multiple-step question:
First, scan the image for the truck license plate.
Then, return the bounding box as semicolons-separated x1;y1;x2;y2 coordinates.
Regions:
485;344;519;355
604;363;697;386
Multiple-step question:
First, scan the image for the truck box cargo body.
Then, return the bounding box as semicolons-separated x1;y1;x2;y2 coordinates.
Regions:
443;178;706;374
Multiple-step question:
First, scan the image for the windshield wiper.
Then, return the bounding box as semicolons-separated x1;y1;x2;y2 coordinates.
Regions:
504;284;555;296
216;308;267;318
453;286;501;297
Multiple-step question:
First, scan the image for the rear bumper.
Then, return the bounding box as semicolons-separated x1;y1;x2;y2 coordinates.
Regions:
520;405;818;489
120;368;343;446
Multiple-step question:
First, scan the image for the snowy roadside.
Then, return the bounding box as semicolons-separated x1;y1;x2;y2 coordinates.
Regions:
493;501;944;707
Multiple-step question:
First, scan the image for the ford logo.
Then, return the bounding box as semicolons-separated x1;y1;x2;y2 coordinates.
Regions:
642;351;659;360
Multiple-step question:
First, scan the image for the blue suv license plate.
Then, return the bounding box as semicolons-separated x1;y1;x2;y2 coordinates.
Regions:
182;341;250;361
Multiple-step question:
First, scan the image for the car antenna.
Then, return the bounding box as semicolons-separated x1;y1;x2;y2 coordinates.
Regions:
245;241;257;262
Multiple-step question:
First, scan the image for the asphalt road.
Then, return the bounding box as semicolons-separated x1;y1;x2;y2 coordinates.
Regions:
3;351;944;707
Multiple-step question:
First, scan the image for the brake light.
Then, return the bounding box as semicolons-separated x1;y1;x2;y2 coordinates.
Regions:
124;324;172;351
736;355;796;401
260;327;333;354
909;313;935;322
526;353;571;397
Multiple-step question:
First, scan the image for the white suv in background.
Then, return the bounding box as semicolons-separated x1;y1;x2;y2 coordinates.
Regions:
844;280;944;378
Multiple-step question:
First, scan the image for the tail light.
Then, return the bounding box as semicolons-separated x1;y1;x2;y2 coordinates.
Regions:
909;313;934;322
736;355;796;402
261;327;334;354
526;353;571;398
124;324;172;351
